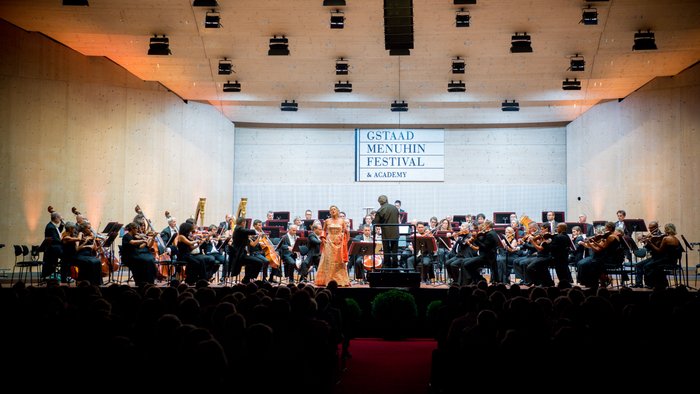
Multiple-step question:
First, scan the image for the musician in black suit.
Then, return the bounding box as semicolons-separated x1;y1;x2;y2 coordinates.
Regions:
42;211;66;281
445;223;475;284
461;220;501;285
299;222;322;282
569;225;586;264
278;224;300;284
351;225;374;282
549;223;573;288
230;217;262;283
160;216;179;261
544;211;558;235
202;224;226;265
578;214;595;237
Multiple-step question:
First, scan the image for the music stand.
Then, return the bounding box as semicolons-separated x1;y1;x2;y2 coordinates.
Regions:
623;219;647;233
266;219;288;230
101;222;119;234
680;235;695;289
398;211;408;224
565;222;583;234
318;210;331;220
303;219;316;230
349;241;379;269
102;223;122;284
291;237;308;255
453;215;467;224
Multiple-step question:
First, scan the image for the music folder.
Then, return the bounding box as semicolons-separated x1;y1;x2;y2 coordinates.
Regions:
623;219;647;232
291;237;308;255
348;241;376;256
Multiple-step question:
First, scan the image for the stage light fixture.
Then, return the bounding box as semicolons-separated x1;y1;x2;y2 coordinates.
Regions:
501;100;519;112
148;35;171;56
268;36;290;56
454;0;476;4
281;100;298;112
562;78;581;91
63;0;89;5
569;55;585;71
323;0;346;6
452;57;465;74
335;58;349;75
330;10;345;29
223;81;241;92
447;80;466;93
218;58;233;75
633;30;657;51
510;33;532;53
205;10;221;28
334;81;352;93
390;101;408;112
193;0;218;6
455;9;470;27
581;6;598;25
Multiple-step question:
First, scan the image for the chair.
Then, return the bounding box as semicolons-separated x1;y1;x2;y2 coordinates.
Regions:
602;246;629;288
117;246;134;285
661;250;685;287
11;245;41;285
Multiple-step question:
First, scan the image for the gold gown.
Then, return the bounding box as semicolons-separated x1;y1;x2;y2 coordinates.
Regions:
315;219;351;286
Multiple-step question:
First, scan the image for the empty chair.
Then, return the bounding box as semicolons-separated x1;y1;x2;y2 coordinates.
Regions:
11;245;41;285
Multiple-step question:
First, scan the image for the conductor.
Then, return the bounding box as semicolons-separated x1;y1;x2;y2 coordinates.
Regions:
373;195;400;269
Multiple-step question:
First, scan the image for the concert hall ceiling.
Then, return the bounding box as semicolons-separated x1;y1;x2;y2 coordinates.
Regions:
1;0;699;125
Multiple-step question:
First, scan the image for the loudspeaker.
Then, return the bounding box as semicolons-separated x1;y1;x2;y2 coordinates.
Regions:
384;0;413;55
367;271;421;288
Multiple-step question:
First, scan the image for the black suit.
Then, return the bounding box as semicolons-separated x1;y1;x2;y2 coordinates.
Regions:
160;226;178;260
41;221;64;279
462;229;500;284
373;202;400;268
300;232;321;281
230;226;260;282
278;233;299;281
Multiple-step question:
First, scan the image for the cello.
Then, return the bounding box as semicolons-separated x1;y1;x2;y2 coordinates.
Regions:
257;232;281;269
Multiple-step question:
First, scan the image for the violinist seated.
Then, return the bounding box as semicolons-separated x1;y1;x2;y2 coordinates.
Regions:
576;221;621;289
404;222;437;284
634;221;680;288
59;222;81;284
177;222;217;285
160;216;179;262
521;224;556;287
299;222;322;283
569;225;586;266
121;222;157;285
445;223;478;284
461;220;501;285
201;224;226;270
496;226;520;284
278;224;300;284
72;222;104;285
351;224;374;283
512;222;541;285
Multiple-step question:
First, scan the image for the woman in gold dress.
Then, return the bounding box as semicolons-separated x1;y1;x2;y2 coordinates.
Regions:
315;205;351;286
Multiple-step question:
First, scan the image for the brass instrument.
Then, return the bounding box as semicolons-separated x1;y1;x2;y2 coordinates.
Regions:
194;198;206;227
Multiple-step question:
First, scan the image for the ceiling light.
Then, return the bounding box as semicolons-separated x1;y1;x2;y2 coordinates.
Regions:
334;81;352;93
223;81;241;92
581;7;598;25
455;9;470;27
501;100;519;112
330;10;345;29
510;33;532;53
148;35;171;56
193;0;218;6
218;58;233;75
562;78;581;91
391;101;408;112
281;100;298;111
268;36;289;56
633;30;657;51
454;0;476;4
205;10;221;28
62;0;89;5
452;57;465;74
335;58;349;75
323;0;346;5
447;80;466;93
569;55;585;71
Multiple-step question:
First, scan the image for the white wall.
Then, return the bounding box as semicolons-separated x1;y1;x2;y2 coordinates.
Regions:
567;63;700;244
233;126;567;226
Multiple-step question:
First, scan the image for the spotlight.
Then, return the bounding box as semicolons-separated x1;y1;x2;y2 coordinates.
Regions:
501;100;519;112
218;58;233;75
205;10;221;28
268;36;290;56
510;33;532;53
569;55;585;71
62;0;89;5
223;81;241;92
281;100;298;111
148;35;171;56
192;0;218;6
323;0;346;6
330;10;345;29
454;0;476;4
581;7;598;25
334;81;352;93
455;9;470;27
562;78;581;91
335;58;349;75
390;101;408;112
633;30;657;51
451;57;465;74
447;80;466;93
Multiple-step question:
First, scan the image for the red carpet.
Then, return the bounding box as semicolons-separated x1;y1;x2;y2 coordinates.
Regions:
334;338;437;394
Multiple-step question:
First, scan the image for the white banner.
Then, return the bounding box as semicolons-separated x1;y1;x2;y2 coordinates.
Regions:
355;129;444;182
